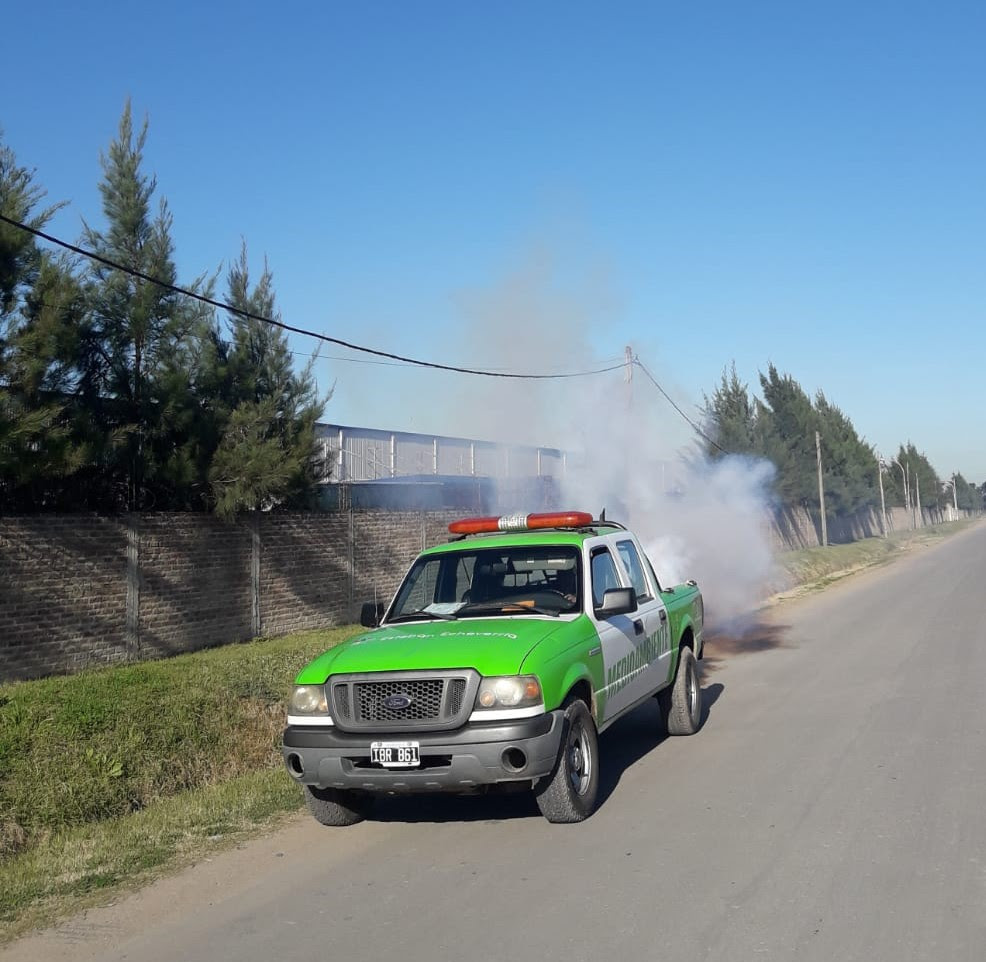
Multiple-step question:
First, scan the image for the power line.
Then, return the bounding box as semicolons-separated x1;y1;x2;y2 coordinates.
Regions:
3;213;729;450
632;356;728;454
286;347;625;372
13;293;525;375
287;349;422;369
0;213;626;381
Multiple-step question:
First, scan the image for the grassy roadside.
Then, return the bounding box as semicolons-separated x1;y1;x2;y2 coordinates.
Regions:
0;769;302;943
770;519;979;600
1;518;980;941
0;626;358;942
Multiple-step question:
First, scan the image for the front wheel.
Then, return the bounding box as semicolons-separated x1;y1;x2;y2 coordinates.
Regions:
534;700;600;823
658;646;703;735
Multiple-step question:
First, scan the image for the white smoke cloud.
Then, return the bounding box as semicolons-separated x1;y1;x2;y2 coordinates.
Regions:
442;249;782;630
623;457;780;631
552;370;781;630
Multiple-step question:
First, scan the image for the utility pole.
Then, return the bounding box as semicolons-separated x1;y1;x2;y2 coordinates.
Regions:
624;345;634;521
624;345;634;410
816;430;828;547
952;473;959;514
890;458;907;517
914;473;921;527
877;458;888;537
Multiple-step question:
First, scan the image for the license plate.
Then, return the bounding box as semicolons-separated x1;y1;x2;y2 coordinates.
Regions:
370;741;421;768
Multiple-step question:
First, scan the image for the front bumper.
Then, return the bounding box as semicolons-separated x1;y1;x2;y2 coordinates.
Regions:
282;712;564;793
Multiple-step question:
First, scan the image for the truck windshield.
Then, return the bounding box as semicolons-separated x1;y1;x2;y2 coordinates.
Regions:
388;545;582;621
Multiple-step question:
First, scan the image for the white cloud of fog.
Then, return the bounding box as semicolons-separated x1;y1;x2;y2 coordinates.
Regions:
553;367;781;629
445;251;782;630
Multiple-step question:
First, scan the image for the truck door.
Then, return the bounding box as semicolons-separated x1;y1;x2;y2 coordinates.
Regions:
589;543;655;723
614;537;672;693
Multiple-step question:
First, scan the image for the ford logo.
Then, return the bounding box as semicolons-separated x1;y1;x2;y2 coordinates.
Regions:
382;693;413;711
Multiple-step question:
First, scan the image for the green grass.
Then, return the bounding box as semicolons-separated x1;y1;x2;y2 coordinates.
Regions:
0;626;361;941
0;627;357;859
0;769;303;942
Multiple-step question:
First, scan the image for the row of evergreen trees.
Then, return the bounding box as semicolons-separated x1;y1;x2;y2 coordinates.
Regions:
703;364;980;515
0;104;324;516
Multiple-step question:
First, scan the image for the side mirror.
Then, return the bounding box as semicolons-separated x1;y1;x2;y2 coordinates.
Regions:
360;601;385;628
594;587;637;618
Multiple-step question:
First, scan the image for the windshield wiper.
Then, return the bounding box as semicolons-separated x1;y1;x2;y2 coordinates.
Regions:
458;602;560;618
505;604;560;617
389;608;459;623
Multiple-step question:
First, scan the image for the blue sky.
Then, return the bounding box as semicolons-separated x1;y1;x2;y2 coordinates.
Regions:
4;1;984;479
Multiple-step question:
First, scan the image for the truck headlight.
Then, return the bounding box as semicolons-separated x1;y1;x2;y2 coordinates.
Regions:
289;685;329;715
475;675;543;711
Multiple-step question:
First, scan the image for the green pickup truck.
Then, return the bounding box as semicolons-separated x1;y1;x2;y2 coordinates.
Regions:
282;511;705;824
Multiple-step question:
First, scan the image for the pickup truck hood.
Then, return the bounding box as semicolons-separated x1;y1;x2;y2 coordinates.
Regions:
295;617;572;682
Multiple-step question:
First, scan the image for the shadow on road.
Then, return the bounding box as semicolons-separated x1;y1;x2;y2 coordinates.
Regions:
369;678;725;825
370;786;540;824
701;621;791;674
595;680;724;805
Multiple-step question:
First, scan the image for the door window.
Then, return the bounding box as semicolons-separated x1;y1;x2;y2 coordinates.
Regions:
590;548;622;609
616;540;653;602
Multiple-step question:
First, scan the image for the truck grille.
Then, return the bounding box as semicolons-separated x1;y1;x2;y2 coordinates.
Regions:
329;671;478;733
356;679;443;722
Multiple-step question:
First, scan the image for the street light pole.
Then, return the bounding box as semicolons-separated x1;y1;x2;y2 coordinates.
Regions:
816;430;828;547
891;457;909;518
877;457;888;537
915;472;921;527
942;477;960;520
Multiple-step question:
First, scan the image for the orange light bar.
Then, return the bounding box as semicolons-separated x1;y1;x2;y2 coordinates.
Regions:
448;511;594;535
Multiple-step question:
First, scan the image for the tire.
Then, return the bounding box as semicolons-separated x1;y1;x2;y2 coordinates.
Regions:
534;699;600;823
659;646;702;735
304;785;374;826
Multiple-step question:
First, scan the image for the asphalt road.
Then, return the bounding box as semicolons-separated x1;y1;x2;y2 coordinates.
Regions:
6;524;986;962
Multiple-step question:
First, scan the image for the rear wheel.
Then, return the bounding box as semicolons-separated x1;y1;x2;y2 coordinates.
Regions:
304;785;374;826
659;646;702;735
534;699;600;823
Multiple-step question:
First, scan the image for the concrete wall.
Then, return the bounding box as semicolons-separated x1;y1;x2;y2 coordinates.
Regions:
0;510;458;682
768;503;967;551
0;516;129;680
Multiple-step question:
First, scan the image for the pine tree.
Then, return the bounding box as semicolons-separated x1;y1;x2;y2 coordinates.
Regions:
82;101;206;509
901;443;938;512
882;443;936;512
208;243;325;518
0;135;83;509
0;135;63;315
952;472;977;511
813;392;879;516
5;254;99;507
702;362;757;457
757;364;820;506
